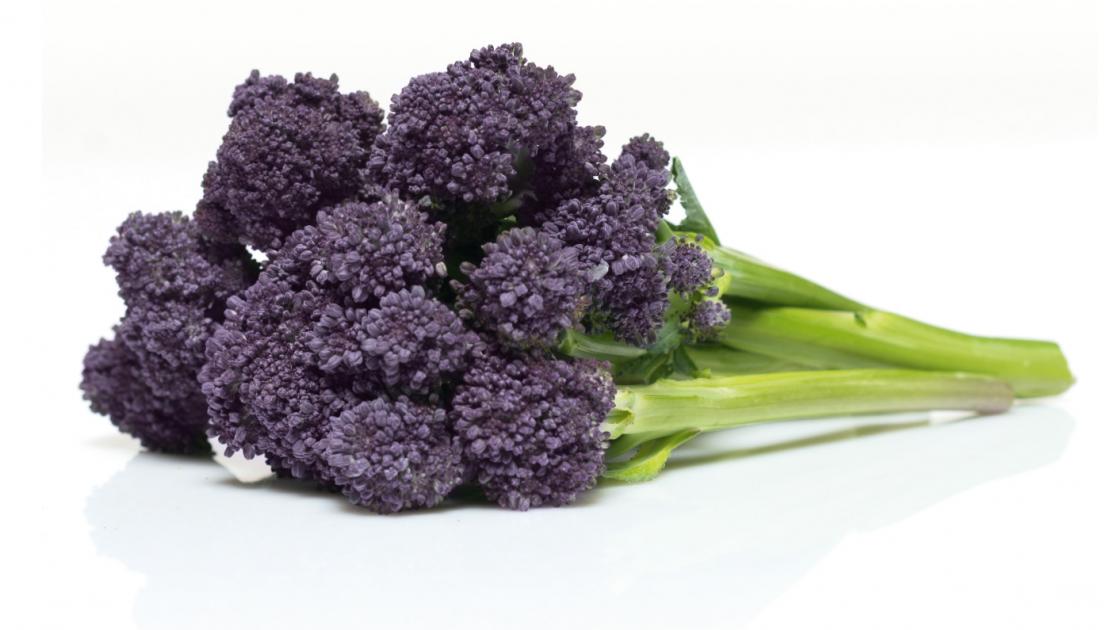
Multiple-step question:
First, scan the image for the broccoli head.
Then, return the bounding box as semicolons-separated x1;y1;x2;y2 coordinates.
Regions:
451;348;614;510
454;227;590;349
81;212;256;453
197;71;384;250
201;194;480;507
366;43;603;213
315;396;465;513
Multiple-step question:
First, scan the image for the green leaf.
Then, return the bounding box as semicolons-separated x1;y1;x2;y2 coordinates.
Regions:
671;346;708;379
604;429;702;482
612;351;675;385
671;157;721;245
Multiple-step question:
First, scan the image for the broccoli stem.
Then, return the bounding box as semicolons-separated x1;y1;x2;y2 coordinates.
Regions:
685;343;811;376
606;369;1014;443
718;303;1074;398
699;240;866;311
558;330;648;362
678;235;1072;396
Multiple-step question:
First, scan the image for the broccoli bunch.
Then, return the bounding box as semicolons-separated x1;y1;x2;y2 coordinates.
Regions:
195;44;716;511
82;43;1072;513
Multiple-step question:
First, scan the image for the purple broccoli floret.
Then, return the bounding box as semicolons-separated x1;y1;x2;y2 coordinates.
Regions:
597;142;674;245
286;197;447;304
116;301;215;401
81;44;751;514
81;337;211;454
451;348;614;510
305;287;480;397
201;194;478;508
620;132;672;170
197;71;384;249
366;43;601;211
455;227;590;348
538;136;672;262
201;277;348;478
534;136;675;344
315;397;465;513
304;302;367;374
529;124;609;210
687;300;732;341
596;254;670;345
81;212;256;454
103;211;253;306
661;235;713;295
353;287;479;396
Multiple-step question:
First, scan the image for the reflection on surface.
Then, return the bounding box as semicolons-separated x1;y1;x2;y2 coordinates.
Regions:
87;406;1073;629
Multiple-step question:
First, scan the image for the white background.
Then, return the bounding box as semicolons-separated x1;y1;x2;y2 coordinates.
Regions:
6;0;1119;627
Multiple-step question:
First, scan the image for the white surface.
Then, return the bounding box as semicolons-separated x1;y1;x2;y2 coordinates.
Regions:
8;1;1120;628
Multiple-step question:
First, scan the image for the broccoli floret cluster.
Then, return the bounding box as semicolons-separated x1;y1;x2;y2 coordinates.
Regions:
452;348;613;510
198;194;612;511
661;235;714;295
200;197;456;474
81;212;257;453
197;71;384;250
687;299;732;341
454;228;590;348
367;43;596;210
316;396;463;513
83;42;728;512
534;136;680;344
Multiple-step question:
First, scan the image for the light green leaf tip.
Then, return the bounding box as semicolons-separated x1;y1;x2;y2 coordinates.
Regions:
603;428;702;482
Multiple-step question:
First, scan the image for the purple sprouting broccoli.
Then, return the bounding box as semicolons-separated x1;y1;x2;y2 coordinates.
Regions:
661;235;713;295
81;44;741;512
366;43;603;214
352;287;478;396
451;347;614;510
536;135;678;344
201;276;348;477
454;227;590;348
115;301;219;401
531;123;609;210
366;43;715;349
620;132;671;171
197;71;385;250
537;136;673;265
200;194;480;507
686;299;732;342
595;254;670;347
315;396;464;513
77;42;1073;517
286;197;447;304
82;336;211;454
306;287;479;397
81;212;257;453
102;211;253;306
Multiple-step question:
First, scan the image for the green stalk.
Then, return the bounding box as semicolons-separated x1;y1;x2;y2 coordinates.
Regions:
699;240;867;311
558;330;647;362
607;369;1014;442
719;303;1074;398
685;344;812;376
